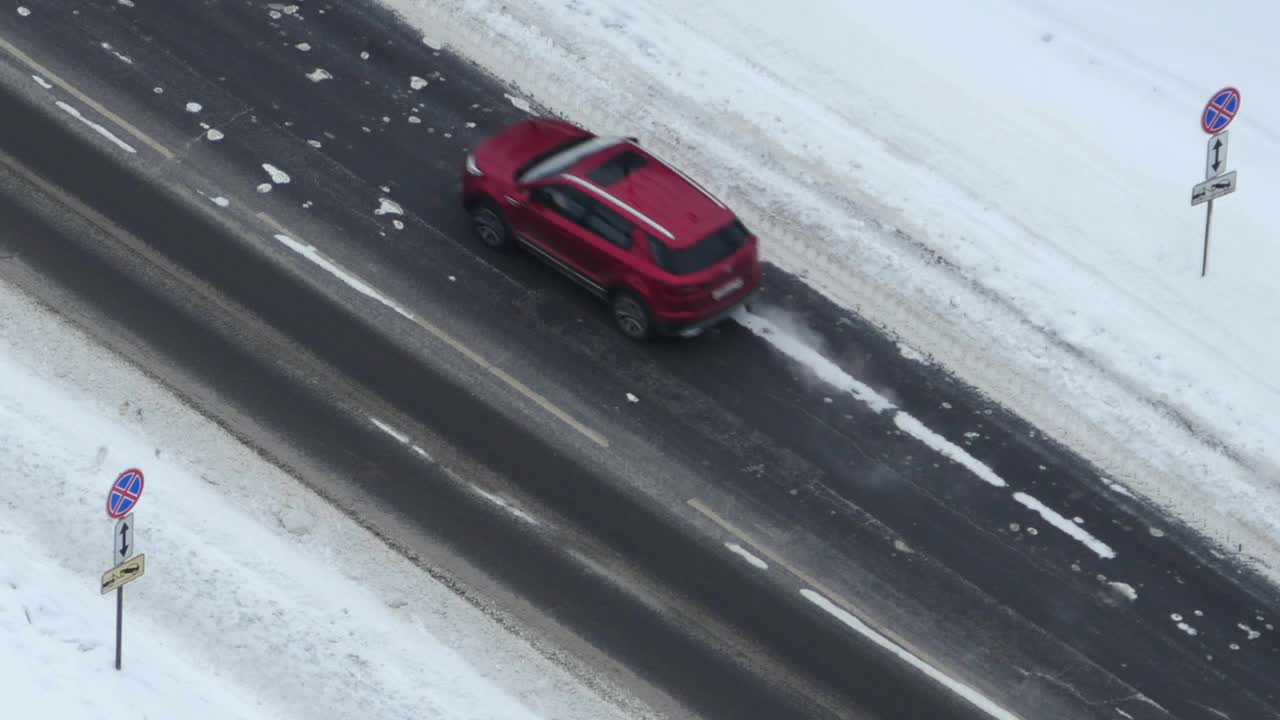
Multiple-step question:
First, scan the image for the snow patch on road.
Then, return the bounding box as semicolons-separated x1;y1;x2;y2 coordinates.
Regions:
206;128;224;141
185;101;203;113
410;75;429;90
374;198;404;216
261;163;291;184
305;68;332;82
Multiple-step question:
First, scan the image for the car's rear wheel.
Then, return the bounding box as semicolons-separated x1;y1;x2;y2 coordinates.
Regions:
611;291;653;340
469;200;511;250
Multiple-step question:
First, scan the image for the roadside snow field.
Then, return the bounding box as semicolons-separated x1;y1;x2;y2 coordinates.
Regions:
0;277;642;720
390;0;1280;583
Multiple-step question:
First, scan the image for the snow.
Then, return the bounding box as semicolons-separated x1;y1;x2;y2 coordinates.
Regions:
1107;581;1138;602
210;196;230;207
385;0;1280;586
205;128;224;141
410;75;428;89
374;197;404;216
800;590;1020;720
185;101;203;113
0;275;640;719
304;68;332;82
294;42;311;51
725;543;768;570
261;163;291;184
16;6;30;17
54;101;136;154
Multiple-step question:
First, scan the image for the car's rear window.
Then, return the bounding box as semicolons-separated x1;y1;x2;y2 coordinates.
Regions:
649;220;750;275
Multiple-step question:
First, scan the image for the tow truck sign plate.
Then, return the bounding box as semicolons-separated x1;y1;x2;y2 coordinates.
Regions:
101;554;146;594
1191;171;1237;206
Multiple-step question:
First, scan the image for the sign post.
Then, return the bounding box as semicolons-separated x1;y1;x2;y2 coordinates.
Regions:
104;468;145;670
1194;87;1241;276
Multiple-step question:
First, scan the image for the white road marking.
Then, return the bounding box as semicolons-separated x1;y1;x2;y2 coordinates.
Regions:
725;542;768;570
258;212;607;448
55;101;136;154
686;497;1022;720
0;33;174;158
30;74;51;89
369;416;411;445
468;483;539;525
894;412;1006;488
1013;492;1115;559
739;310;1116;559
801;590;1023;720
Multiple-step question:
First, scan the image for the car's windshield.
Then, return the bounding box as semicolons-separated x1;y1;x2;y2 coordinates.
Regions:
518;136;621;184
650;220;750;275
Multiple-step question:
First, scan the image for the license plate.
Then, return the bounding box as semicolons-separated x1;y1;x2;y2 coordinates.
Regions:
711;276;744;301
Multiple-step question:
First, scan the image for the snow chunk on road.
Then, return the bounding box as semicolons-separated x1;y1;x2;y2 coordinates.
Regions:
16;6;30;16
206;128;224;141
305;68;332;82
374;197;404;216
410;75;429;90
210;196;230;207
1108;581;1138;602
185;101;203;113
261;163;291;184
503;93;532;113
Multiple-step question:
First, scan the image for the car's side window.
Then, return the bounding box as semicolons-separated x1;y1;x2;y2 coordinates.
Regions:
582;203;634;249
532;185;634;250
530;185;587;223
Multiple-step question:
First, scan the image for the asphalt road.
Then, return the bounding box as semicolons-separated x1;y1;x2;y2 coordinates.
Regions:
0;2;1275;720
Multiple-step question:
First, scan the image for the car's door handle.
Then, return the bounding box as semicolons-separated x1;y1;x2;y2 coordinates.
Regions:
505;195;522;207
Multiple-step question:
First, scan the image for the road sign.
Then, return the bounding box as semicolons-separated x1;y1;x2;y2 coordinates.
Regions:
1201;87;1240;134
114;513;136;566
100;553;146;594
1205;130;1229;178
1191;171;1237;206
106;468;144;519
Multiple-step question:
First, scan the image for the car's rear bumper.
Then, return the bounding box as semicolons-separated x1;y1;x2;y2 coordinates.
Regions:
658;287;757;338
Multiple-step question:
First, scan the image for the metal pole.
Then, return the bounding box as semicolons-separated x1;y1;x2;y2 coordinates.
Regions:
115;586;123;670
1201;198;1214;277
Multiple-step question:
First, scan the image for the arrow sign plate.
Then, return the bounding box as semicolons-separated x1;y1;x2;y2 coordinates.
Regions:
1205;130;1229;179
101;553;146;594
114;513;136;566
1191;170;1237;206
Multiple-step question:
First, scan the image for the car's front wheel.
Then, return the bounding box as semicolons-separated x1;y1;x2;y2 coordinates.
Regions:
469;200;511;251
611;291;653;340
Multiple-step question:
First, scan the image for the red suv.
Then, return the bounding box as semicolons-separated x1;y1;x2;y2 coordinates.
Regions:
462;118;760;339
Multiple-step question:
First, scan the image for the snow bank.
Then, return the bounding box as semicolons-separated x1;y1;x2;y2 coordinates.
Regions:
386;0;1280;582
0;277;643;720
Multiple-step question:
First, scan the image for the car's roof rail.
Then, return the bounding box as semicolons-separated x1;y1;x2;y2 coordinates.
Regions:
560;173;675;240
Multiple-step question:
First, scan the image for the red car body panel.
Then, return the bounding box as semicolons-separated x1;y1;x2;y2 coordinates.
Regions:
463;119;760;336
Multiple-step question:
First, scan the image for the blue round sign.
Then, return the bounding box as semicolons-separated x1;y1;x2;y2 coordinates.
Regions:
1201;87;1240;134
107;468;144;519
